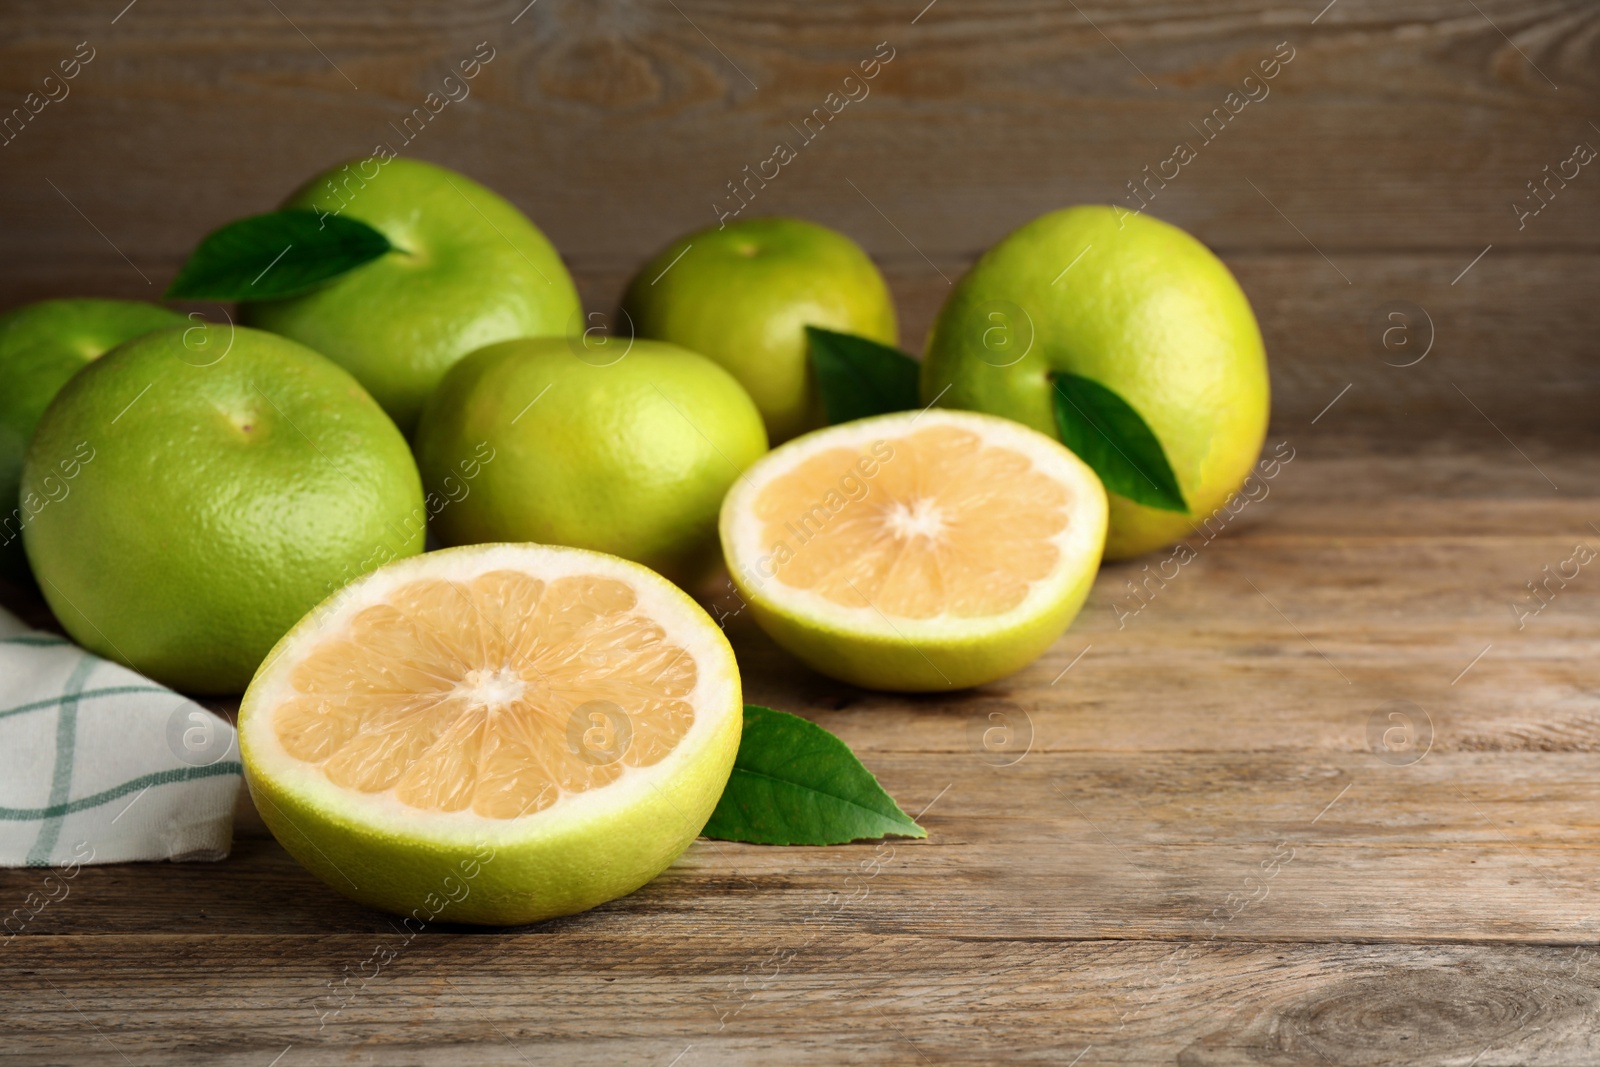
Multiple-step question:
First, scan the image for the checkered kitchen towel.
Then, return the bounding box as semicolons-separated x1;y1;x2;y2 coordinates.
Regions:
0;608;242;866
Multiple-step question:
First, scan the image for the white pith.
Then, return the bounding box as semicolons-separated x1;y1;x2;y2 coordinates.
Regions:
240;543;740;846
721;409;1108;641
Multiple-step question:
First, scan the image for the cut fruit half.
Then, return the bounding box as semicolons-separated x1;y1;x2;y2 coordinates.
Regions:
720;409;1107;691
239;543;742;926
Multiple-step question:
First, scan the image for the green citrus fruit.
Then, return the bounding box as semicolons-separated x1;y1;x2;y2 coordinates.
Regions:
622;217;898;444
242;157;581;435
240;542;743;925
0;299;186;579
720;408;1106;691
414;336;767;588
23;324;425;693
920;207;1269;559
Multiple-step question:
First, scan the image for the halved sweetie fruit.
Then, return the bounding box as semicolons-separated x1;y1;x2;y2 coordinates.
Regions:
238;543;742;925
719;409;1107;691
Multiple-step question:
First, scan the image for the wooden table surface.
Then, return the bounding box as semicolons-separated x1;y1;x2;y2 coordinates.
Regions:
2;1;1597;1064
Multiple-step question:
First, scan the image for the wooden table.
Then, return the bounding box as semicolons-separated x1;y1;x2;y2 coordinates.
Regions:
2;1;1597;1063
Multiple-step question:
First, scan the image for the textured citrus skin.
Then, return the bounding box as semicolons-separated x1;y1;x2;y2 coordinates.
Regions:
414;337;768;588
22;325;425;693
242;157;580;435
622;217;898;444
247;729;736;925
719;411;1107;692
734;560;1100;692
920;207;1269;559
239;544;743;926
0;299;186;579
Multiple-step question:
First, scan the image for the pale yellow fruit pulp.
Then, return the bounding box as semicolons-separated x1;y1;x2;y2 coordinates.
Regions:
753;427;1073;619
275;569;698;819
240;544;742;925
721;410;1107;691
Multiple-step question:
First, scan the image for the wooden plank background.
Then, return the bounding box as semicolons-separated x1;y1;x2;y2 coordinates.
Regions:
2;1;1598;1063
2;0;1596;430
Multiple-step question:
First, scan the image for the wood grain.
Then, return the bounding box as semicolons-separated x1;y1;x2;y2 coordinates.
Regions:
1;1;1597;1062
6;937;1600;1065
2;0;1596;257
0;1;1596;435
6;441;1600;1063
2;256;1591;433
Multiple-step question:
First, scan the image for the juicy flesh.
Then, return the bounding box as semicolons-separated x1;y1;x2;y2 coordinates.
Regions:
273;571;697;818
753;425;1071;619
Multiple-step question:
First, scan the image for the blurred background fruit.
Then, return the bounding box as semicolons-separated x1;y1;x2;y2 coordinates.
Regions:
0;299;185;581
921;207;1269;560
623;217;897;445
414;336;767;588
242;157;580;436
23;323;425;693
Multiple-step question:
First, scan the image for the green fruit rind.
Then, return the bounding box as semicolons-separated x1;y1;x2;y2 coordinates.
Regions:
623;217;898;445
736;557;1099;692
0;299;187;578
243;157;581;435
720;410;1107;693
22;324;425;693
920;206;1269;560
239;544;744;926
414;337;768;589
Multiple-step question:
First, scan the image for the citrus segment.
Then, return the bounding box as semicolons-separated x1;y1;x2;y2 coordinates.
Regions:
240;544;742;925
721;410;1107;692
274;570;696;818
751;424;1072;619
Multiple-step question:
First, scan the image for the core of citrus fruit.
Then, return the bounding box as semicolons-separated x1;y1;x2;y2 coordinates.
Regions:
622;217;898;445
239;543;743;926
920;206;1269;560
22;324;424;694
414;336;768;589
720;409;1107;691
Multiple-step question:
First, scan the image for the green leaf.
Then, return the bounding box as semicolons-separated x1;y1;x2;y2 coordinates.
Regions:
806;325;921;424
165;210;394;300
1050;372;1188;513
703;705;927;845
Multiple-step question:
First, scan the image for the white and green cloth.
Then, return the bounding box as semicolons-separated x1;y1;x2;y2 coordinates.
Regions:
0;608;241;867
